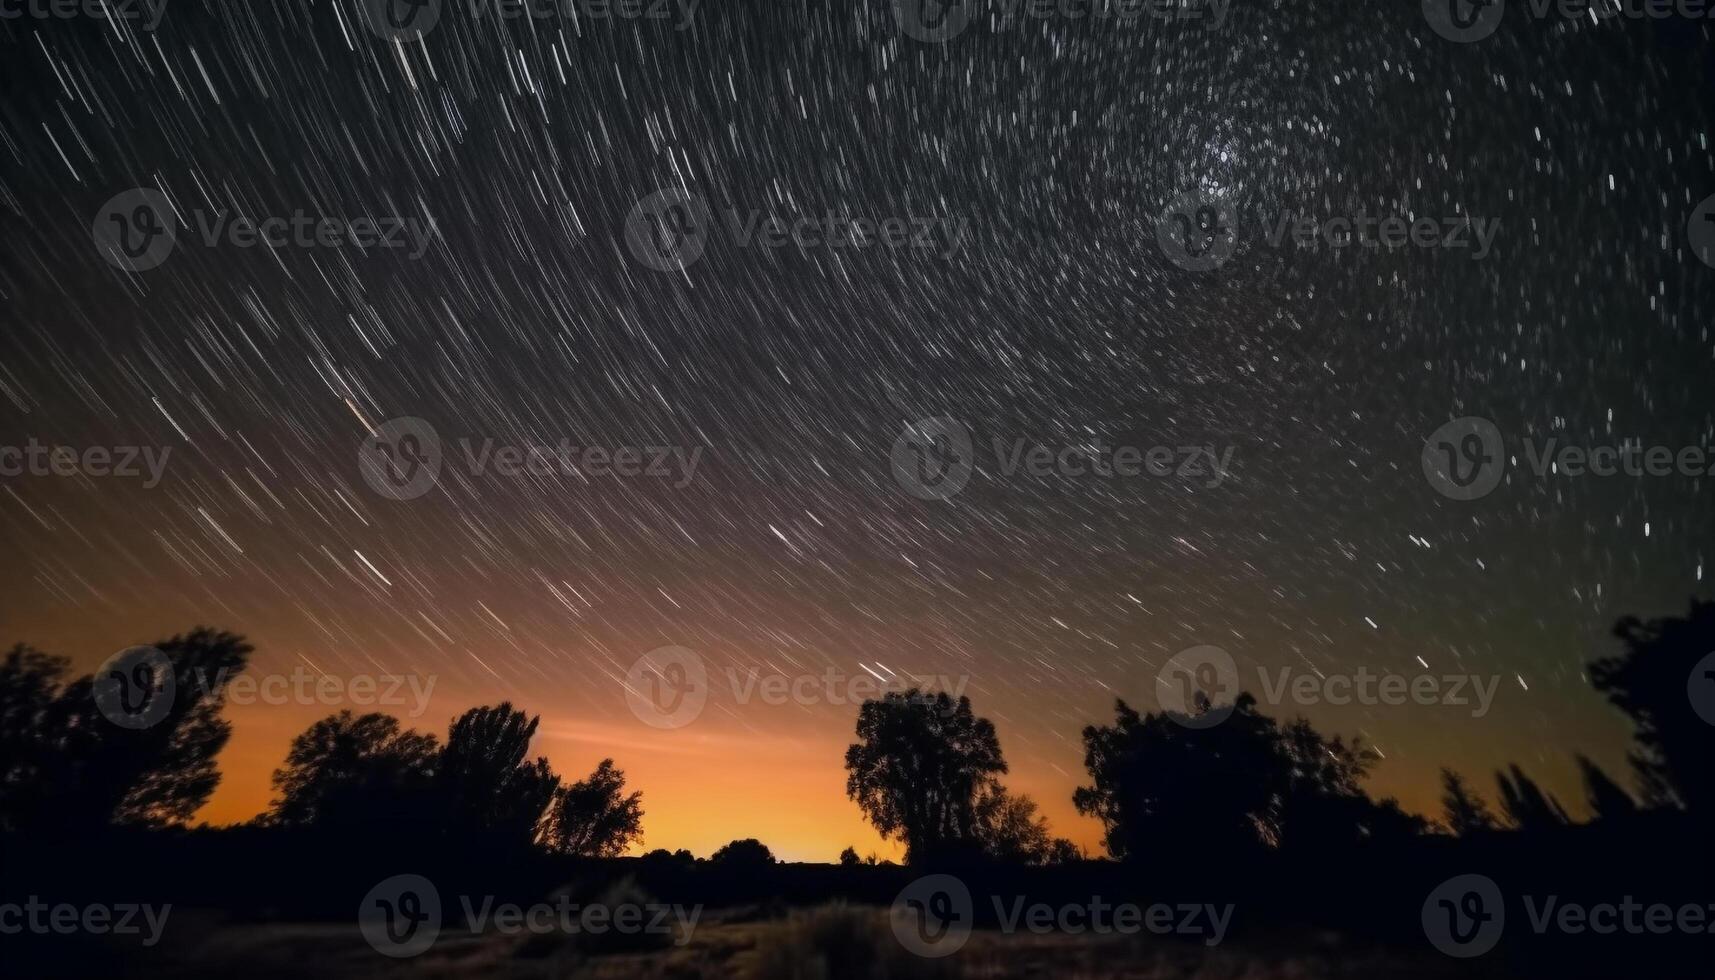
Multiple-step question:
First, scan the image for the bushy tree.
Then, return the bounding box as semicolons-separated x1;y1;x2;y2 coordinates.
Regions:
1591;600;1715;815
711;838;776;868
267;711;438;830
438;702;559;847
1074;693;1422;862
1494;764;1570;830
844;690;1007;863
539;759;644;856
0;629;251;833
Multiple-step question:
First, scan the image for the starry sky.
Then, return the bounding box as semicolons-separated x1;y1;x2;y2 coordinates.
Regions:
1;1;1711;861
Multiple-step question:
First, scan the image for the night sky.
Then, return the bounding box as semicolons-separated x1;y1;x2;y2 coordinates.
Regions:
1;0;1711;860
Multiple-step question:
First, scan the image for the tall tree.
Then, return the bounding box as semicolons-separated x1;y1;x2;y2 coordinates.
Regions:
267;711;439;830
844;690;1007;863
438;703;559;846
1494;764;1570;831
1439;768;1498;835
1575;754;1639;822
539;759;644;857
1590;600;1715;815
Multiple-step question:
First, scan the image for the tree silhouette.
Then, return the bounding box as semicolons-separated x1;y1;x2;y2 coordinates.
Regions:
1074;693;1420;862
844;690;1007;863
973;786;1065;864
539;758;644;857
437;702;559;847
1575;754;1638;822
0;629;251;833
266;711;439;830
1591;599;1715;816
711;837;776;868
1439;768;1498;835
1074;694;1281;862
1494;764;1570;830
837;846;861;867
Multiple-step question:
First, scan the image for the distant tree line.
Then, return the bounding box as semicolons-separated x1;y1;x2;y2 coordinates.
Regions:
1;600;1709;868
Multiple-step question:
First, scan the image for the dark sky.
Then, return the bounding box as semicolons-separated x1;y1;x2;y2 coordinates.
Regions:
0;0;1710;857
